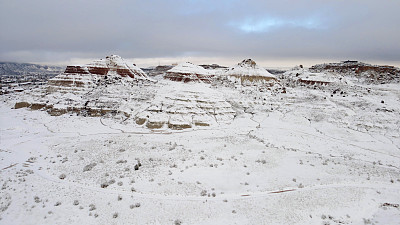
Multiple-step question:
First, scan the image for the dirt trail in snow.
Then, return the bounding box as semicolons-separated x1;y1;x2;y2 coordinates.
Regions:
1;163;18;171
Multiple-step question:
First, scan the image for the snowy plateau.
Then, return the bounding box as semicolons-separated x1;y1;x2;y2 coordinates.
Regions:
0;56;400;225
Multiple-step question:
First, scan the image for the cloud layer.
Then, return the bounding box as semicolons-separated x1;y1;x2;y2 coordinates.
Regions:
1;0;399;66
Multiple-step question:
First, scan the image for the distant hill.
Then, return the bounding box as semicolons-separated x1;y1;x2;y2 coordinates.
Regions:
0;62;64;76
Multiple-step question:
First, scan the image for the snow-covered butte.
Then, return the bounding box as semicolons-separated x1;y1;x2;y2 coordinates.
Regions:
226;59;277;86
164;62;216;83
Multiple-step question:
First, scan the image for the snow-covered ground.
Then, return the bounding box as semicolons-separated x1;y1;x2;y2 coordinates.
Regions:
1;73;400;224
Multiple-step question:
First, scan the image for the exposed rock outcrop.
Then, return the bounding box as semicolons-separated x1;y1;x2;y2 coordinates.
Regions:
164;62;216;83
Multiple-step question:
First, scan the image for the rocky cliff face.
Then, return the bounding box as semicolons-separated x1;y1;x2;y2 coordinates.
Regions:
47;55;150;93
310;61;400;84
164;62;216;83
225;59;277;86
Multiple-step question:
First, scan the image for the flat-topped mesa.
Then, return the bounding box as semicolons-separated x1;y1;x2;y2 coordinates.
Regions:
310;61;400;84
86;55;148;78
72;55;148;78
226;59;277;86
164;62;216;83
47;55;150;93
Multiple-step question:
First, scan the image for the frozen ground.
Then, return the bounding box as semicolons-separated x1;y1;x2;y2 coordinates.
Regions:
1;77;400;224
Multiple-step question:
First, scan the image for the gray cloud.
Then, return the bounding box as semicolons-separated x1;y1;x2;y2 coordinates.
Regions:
1;0;399;66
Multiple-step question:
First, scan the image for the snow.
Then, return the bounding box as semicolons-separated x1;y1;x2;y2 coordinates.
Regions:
167;62;213;75
1;65;400;224
298;72;337;82
284;67;341;84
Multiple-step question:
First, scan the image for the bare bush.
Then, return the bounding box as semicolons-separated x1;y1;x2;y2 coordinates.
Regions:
83;163;97;172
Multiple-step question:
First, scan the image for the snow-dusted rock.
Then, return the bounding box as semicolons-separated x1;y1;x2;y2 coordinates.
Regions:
164;62;215;83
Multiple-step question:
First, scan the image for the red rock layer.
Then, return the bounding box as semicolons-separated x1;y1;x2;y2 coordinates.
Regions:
88;67;109;75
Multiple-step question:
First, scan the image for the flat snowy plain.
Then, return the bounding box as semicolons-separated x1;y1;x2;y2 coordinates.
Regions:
1;77;400;224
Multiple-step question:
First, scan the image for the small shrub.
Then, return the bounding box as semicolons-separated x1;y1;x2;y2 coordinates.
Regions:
83;163;97;172
34;196;41;203
89;204;96;211
116;160;127;164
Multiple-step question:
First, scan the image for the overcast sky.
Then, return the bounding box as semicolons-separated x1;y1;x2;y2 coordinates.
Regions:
1;0;400;67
